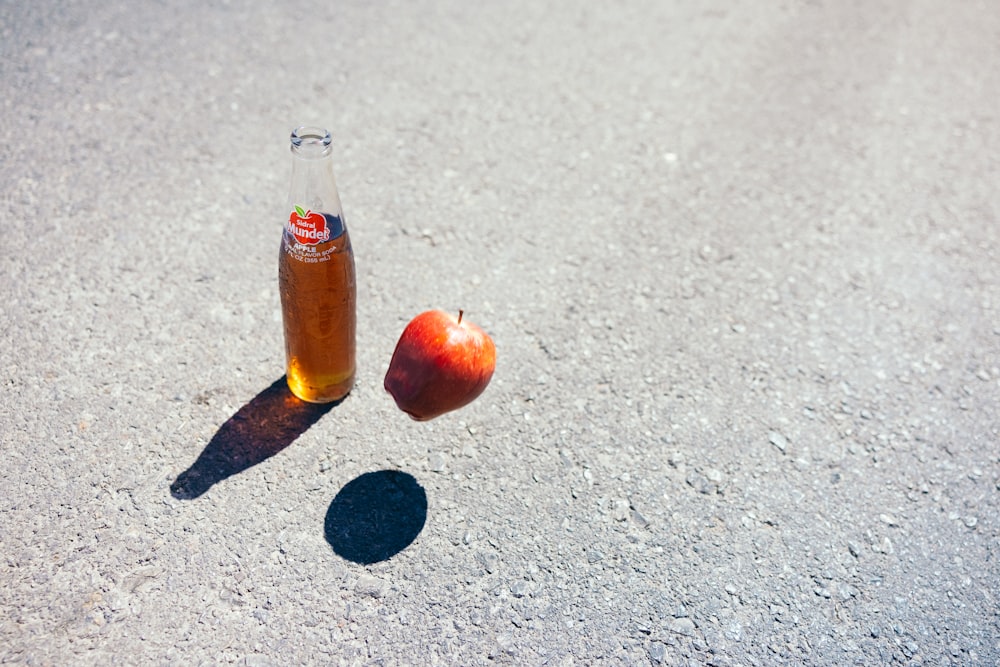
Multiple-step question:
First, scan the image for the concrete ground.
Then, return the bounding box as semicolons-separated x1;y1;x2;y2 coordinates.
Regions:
2;0;998;664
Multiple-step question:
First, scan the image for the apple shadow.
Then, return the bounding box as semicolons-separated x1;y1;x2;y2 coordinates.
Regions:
170;376;339;499
324;470;427;564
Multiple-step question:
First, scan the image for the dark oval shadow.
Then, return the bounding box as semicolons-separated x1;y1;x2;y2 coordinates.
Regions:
324;470;427;564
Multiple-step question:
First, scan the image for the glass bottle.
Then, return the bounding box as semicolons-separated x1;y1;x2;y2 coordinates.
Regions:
278;126;356;403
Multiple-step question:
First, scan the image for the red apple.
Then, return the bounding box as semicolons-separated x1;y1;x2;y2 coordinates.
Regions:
287;206;330;245
384;309;496;421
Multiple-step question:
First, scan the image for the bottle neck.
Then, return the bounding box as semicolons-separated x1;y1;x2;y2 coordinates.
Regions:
288;127;342;217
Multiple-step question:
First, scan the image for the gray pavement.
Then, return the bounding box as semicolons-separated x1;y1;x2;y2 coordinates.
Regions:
2;0;999;664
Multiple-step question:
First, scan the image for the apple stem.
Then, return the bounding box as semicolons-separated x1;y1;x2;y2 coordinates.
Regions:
457;309;464;325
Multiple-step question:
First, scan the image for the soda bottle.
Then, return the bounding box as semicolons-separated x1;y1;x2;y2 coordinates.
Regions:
278;126;356;403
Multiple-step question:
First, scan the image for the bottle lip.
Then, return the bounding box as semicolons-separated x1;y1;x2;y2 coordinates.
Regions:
290;126;332;158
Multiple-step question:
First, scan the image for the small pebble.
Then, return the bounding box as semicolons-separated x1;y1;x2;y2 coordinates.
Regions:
510;581;529;598
848;541;862;558
480;552;499;574
429;453;446;472
355;574;387;599
838;583;859;600
964;516;978;528
686;471;716;495
769;431;787;453
630;508;651;529
669;617;696;636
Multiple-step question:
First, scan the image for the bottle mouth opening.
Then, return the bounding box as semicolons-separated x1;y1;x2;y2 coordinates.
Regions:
290;126;332;157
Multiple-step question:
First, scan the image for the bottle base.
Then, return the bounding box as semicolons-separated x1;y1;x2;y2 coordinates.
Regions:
285;372;354;404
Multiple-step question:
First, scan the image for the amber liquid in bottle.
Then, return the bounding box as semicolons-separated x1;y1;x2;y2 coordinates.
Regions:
279;213;356;403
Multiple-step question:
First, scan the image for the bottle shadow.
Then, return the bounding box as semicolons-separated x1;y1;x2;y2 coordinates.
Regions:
324;470;427;564
170;376;339;499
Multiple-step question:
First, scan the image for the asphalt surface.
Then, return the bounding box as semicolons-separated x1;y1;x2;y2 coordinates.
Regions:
2;0;999;664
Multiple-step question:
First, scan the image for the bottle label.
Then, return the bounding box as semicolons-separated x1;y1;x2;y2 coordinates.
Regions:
286;206;331;245
282;210;347;264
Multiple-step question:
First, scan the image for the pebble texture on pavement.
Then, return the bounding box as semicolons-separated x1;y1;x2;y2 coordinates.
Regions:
2;1;998;664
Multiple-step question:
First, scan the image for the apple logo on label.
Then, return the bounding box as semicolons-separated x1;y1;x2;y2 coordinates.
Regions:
288;206;330;245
